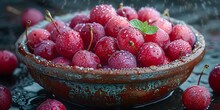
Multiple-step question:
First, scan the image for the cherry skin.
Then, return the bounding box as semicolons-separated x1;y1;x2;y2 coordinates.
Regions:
0;85;12;110
151;17;172;34
26;29;50;51
34;40;57;60
45;20;67;34
117;6;138;21
138;42;165;67
71;50;101;69
55;29;84;59
117;26;144;55
144;28;170;50
94;36;118;65
138;7;160;24
182;85;211;110
51;57;71;66
21;8;43;27
170;24;195;47
37;99;66;110
90;4;117;26
166;39;192;60
79;22;105;50
108;50;137;69
69;14;90;28
0;50;18;75
105;16;131;38
209;64;220;95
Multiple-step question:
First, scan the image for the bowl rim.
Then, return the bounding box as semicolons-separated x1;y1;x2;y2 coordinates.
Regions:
15;14;205;83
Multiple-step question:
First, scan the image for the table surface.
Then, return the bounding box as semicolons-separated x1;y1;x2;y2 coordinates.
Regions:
0;0;220;110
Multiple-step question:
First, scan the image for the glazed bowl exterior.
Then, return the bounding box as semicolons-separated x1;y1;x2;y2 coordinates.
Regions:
15;14;205;108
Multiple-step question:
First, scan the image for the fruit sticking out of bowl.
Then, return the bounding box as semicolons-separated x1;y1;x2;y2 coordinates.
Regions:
37;99;66;110
0;85;12;110
209;64;220;95
0;50;18;75
182;65;211;110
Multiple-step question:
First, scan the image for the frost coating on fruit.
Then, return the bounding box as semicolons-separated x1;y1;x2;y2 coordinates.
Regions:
94;36;118;65
108;50;137;69
166;39;192;60
55;29;84;59
0;85;12;110
34;40;57;60
45;20;66;33
209;64;220;95
117;26;144;55
79;22;105;50
117;6;138;21
151;17;172;34
138;42;165;67
144;28;170;49
90;4;117;26
21;8;43;27
37;99;66;110
51;57;71;66
105;16;131;38
0;50;18;75
69;14;90;28
27;29;50;50
170;24;195;46
182;85;211;110
72;50;101;69
138;7;160;23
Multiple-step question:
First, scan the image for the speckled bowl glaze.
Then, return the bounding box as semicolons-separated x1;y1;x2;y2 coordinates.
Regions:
16;14;205;108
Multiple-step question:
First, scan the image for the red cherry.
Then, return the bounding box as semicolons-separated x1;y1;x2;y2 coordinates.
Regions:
34;40;57;60
21;8;43;27
170;24;195;47
138;7;160;23
55;29;84;59
105;16;131;38
69;14;90;28
94;36;118;65
72;50;101;69
209;64;220;95
90;4;117;26
108;50;137;69
182;85;211;110
26;29;50;50
166;39;192;60
138;42;165;67
37;99;66;110
144;28;170;50
51;57;71;66
151;17;172;34
117;6;138;21
0;50;18;75
117;26;144;55
0;85;12;110
45;20;67;33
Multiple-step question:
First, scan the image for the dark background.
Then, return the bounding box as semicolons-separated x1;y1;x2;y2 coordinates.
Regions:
0;0;220;109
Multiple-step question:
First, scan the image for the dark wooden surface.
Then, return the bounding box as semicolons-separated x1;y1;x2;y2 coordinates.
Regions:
0;0;220;110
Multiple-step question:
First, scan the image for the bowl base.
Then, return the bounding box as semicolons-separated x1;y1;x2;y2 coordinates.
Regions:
132;90;174;109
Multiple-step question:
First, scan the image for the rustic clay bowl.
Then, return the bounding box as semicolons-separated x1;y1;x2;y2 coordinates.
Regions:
15;14;205;108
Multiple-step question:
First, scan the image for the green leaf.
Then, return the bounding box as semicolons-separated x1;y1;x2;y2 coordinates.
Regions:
129;19;158;35
144;26;158;35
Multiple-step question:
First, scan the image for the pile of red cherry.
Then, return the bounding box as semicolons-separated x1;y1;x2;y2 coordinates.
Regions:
0;3;219;110
26;4;195;69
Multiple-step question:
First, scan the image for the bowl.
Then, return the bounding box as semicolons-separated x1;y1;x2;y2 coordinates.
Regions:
15;14;205;108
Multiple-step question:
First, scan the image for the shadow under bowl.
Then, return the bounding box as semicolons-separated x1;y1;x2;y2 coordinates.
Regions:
15;14;205;108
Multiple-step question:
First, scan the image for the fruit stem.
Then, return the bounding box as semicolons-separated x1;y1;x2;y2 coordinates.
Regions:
6;6;21;15
25;20;31;38
197;64;209;85
118;3;123;9
87;25;93;51
128;41;137;53
45;10;62;35
162;8;170;17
